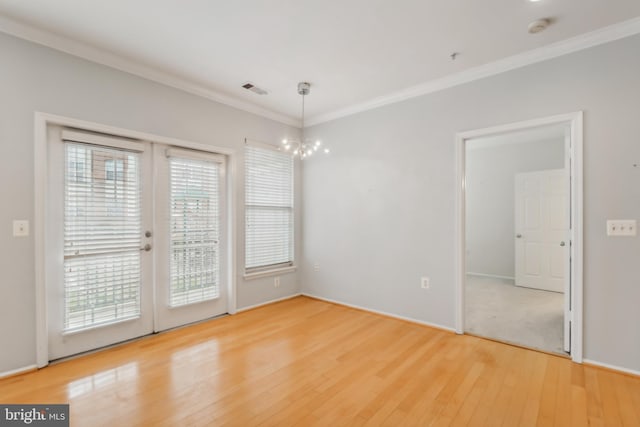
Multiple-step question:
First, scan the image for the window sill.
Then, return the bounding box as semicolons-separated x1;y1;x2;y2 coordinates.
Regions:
244;266;297;281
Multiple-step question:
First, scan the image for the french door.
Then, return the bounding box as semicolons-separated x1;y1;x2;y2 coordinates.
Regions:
47;128;228;360
153;147;227;332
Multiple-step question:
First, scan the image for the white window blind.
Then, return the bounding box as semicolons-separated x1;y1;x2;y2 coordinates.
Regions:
245;144;294;271
169;156;220;306
64;142;142;332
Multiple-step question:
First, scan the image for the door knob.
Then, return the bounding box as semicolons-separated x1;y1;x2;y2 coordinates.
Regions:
145;231;152;238
516;234;522;238
560;241;566;247
140;243;152;251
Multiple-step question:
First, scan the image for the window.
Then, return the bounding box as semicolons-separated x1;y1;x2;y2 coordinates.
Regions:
68;145;88;183
64;143;142;331
245;143;294;273
104;158;125;215
104;159;124;181
169;156;221;306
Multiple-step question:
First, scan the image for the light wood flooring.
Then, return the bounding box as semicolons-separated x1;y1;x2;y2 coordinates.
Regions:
1;296;639;426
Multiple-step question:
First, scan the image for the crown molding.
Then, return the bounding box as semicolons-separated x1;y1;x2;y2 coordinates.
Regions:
0;15;300;128
2;13;639;129
306;16;640;126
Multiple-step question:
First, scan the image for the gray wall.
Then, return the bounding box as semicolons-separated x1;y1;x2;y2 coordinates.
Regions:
465;138;565;278
303;35;640;372
0;32;301;373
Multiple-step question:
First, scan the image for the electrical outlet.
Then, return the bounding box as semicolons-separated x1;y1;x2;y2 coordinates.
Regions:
314;263;320;272
274;277;281;288
13;220;29;237
421;277;430;289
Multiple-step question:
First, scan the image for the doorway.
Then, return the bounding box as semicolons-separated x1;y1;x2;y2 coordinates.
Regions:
455;113;583;362
41;121;232;361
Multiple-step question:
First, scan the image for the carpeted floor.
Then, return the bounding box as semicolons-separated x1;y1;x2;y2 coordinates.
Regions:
465;275;565;355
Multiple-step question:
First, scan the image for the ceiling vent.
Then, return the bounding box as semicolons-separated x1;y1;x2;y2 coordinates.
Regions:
242;82;268;95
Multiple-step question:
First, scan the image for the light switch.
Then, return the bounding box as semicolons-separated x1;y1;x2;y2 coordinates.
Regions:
606;220;636;237
13;220;29;237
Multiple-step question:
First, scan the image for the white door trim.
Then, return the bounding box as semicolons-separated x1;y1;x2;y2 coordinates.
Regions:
34;112;238;368
454;111;583;363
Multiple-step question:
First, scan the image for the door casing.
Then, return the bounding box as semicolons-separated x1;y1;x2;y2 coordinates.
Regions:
454;112;583;363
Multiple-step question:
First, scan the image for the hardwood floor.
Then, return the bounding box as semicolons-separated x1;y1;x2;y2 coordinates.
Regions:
1;296;639;426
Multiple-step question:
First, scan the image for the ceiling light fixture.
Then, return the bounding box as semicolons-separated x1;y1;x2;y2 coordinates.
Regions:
281;82;330;159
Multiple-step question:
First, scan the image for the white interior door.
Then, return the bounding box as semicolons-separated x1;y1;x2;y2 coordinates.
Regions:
47;128;154;360
515;169;568;293
153;146;228;332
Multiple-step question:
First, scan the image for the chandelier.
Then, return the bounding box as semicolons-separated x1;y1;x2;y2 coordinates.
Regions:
281;82;329;159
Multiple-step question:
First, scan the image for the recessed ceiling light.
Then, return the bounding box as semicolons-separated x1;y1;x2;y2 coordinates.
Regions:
529;0;542;2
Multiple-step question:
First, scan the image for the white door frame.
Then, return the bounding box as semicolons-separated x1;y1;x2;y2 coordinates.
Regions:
454;112;583;363
34;112;238;368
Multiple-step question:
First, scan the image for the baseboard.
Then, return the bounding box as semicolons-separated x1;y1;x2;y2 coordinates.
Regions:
0;364;37;380
236;293;302;313
583;358;640;378
466;272;515;281
301;293;456;333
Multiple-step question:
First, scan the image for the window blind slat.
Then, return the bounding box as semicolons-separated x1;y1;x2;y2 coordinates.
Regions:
245;145;294;271
63;143;142;332
169;157;220;307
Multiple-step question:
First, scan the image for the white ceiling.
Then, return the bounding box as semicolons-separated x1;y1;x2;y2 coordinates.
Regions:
1;0;640;126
